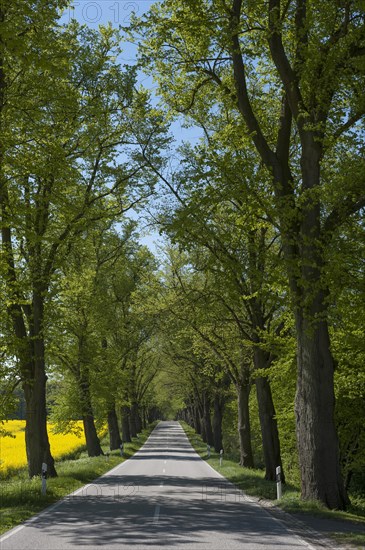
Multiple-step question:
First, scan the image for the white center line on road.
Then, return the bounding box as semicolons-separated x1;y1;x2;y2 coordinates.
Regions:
164;460;167;464
153;505;160;524
162;468;165;473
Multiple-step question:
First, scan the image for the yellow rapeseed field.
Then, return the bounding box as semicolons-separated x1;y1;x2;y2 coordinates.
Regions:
0;420;87;476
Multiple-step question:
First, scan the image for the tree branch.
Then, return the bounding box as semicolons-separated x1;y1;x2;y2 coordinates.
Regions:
324;194;365;237
230;0;276;168
268;0;305;122
333;110;365;140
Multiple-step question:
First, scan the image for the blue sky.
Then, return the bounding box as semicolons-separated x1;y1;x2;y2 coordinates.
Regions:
61;1;203;253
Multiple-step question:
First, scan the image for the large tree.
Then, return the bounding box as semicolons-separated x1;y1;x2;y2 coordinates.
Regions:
133;0;365;508
0;0;71;478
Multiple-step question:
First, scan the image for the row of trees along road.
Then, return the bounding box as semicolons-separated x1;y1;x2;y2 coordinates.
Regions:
47;223;161;456
0;0;364;514
131;0;365;510
0;1;168;477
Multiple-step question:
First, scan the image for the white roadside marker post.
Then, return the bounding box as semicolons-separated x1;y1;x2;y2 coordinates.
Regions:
276;466;282;500
207;445;211;458
219;449;223;467
41;463;47;495
119;443;124;457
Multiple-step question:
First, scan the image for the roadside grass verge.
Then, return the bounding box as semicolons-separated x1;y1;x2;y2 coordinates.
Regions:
0;422;157;535
330;532;365;548
180;422;365;548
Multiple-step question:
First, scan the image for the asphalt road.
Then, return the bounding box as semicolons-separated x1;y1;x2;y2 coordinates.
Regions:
1;421;317;550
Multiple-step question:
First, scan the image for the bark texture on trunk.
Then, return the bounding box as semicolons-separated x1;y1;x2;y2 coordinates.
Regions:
237;382;254;468
185;405;193;428
135;404;143;434
83;414;103;457
255;376;284;481
213;394;224;452
24;290;56;477
295;314;349;508
121;405;132;443
254;348;284;482
203;393;214;447
193;406;201;434
78;371;103;457
141;407;147;429
293;147;348;508
107;407;122;450
129;402;137;438
24;373;56;478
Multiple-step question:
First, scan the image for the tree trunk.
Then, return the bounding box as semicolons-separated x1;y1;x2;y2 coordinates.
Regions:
147;406;157;423
291;147;348;508
203;392;214;447
129;402;137;438
83;414;103;456
189;408;194;428
121;405;132;442
344;469;354;492
24;373;56;478
213;394;224;452
254;348;284;482
130;401;143;435
186;405;193;427
141;407;147;429
237;382;254;467
77;370;103;457
295;313;349;508
200;411;207;442
135;405;143;434
193;405;201;434
82;410;103;458
25;290;57;477
107;407;122;450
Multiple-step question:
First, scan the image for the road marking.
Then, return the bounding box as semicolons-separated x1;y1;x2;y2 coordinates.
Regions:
176;423;318;550
0;498;65;542
164;460;167;464
0;425;161;544
162;468;165;473
153;504;160;524
160;482;164;487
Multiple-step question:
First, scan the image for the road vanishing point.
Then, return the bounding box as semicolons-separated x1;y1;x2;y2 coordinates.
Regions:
1;421;324;549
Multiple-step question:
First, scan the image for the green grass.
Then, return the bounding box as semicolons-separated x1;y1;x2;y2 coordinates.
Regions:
331;532;365;549
0;423;157;535
180;421;365;548
279;494;365;522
